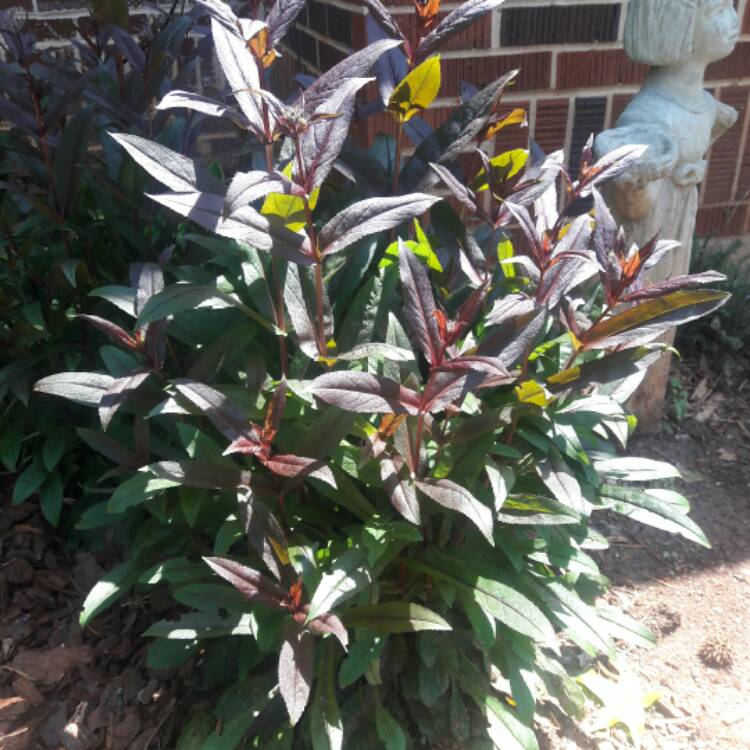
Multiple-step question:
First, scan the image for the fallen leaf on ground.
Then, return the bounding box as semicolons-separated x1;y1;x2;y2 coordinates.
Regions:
8;646;93;685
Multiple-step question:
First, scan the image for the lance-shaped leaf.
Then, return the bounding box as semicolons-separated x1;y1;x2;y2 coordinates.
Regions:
478;304;547;368
579;289;729;350
416;478;494;546
601;485;709;547
149;460;248;490
203;556;289;608
284;263;320;359
267;0;307;48
298;77;373;191
421;371;470;412
380;453;421;525
536;451;591;515
622;271;727;303
580;143;649;194
310;640;344;750
307;612;349;651
311;372;421;415
35;372;116;407
279;625;314;726
172;379;258;444
132;262;164;320
430;162;479;213
264;454;336;488
209;16;265;135
99;370;150;431
147;191;312;264
342;602;451;633
307;546;373;621
387;55;441;123
399;241;441;365
364;0;406;41
237;489;293;583
110;132;220;194
320;194;439;256
399;70;517;192
302;39;402;114
225;169;299;215
137;283;276;333
77;315;139;350
156;90;248;128
336;344;415;362
416;0;507;61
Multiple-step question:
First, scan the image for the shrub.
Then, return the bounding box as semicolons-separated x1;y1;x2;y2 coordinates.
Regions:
0;4;201;526
34;0;728;747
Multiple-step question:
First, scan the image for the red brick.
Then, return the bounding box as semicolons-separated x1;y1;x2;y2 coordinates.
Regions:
743;1;750;35
695;204;749;237
707;43;750;81
704;86;749;203
442;52;551;97
394;12;491;51
28;17;77;41
534;98;569;155
556;49;647;90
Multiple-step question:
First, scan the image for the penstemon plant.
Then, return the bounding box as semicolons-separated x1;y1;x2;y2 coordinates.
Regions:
35;0;729;747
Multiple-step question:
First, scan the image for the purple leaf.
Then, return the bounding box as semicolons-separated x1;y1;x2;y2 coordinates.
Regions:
109;25;146;72
208;16;265;135
278;625;314;726
150;460;249;490
399;241;442;366
264;454;337;488
478;304;547;368
320;193;440;256
366;13;408;105
132;263;164;319
580;143;649;194
225;169;300;215
416;478;494;546
421;371;469;413
267;0;307;49
484;294;537;328
284;264;320;359
363;0;406;41
311;372;421;415
110;132;220;194
77;315;138;350
380;453;421;525
429;163;478;213
99;370;150;431
172;379;260;445
302;39;402;115
415;0;506;61
237;488;293;583
146;191;313;264
308;612;349;651
156;90;249;129
298;77;372;191
623;271;727;303
34;372;115;407
435;356;511;381
204;556;289;609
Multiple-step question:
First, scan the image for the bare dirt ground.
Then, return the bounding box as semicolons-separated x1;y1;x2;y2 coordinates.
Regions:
540;355;750;750
1;359;748;750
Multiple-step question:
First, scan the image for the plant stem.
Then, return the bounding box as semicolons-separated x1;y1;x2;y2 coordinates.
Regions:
391;122;404;195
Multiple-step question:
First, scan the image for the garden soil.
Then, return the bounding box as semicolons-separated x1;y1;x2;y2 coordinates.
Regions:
1;360;748;750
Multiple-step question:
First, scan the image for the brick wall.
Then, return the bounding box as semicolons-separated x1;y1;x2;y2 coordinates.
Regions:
13;0;750;238
285;0;750;239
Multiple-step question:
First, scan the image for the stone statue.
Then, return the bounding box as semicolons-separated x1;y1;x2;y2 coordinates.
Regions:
594;0;740;426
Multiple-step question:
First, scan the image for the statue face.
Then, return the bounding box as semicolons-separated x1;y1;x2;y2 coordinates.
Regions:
694;0;739;63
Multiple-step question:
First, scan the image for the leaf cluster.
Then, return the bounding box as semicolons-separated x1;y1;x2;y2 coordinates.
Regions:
27;1;728;748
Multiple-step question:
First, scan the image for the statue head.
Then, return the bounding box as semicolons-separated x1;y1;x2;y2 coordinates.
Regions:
625;0;739;66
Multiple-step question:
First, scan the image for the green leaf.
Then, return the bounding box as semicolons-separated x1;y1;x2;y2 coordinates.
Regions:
387;55;441;122
339;631;386;689
12;458;48;504
0;420;23;471
375;700;407;750
108;471;180;513
342;603;451;633
145;612;256;639
80;559;143;626
310;641;343;750
594;457;681;482
308;546;372;621
600;484;709;547
176;712;215;750
42;431;66;471
147;638;200;670
172;583;248;613
39;472;64;526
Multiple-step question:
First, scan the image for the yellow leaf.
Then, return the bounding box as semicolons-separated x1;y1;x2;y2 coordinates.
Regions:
388;55;441;123
471;149;528;192
497;238;515;278
482;108;527;141
515;380;554;407
261;163;319;230
380;238;442;272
